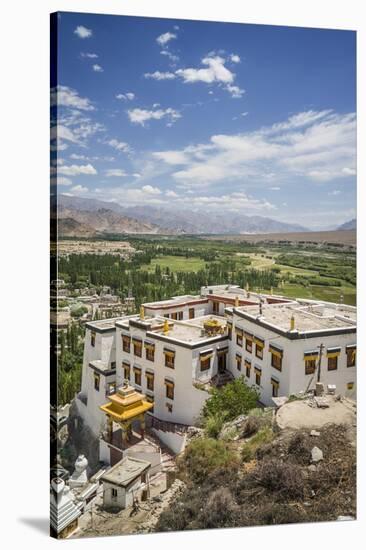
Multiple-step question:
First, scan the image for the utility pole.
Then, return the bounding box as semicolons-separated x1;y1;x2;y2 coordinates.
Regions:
317;343;324;383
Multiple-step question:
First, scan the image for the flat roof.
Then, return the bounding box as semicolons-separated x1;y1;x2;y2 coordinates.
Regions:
149;315;228;345
236;303;356;333
101;456;150;487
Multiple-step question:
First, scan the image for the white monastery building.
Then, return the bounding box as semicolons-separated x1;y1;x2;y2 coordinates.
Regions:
75;285;356;455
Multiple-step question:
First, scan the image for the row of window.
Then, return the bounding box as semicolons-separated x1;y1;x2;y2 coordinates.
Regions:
122;362;175;400
304;346;356;374
121;334;176;368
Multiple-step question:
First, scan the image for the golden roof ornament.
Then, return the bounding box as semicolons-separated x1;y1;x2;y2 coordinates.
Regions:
163;319;169;334
140;305;145;320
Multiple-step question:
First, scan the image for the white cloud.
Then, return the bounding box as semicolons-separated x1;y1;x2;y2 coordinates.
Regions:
56;176;72;186
144;71;176;80
116;92;135;101
142;185;162;195
157;32;176;46
58;163;97;176
127;107;181;126
176;55;234;84
328;190;341;196
225;84;245;98
71;185;88;194
92;64;103;72
74;26;92;39
160;50;179;63
153;110;356;186
105;169;128;177
50;85;94;111
166;190;179;197
230;54;241;63
81;52;98;58
107;139;131;153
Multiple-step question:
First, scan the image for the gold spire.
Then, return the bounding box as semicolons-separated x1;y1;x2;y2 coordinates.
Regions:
140;305;145;320
290;314;295;331
163;319;169;334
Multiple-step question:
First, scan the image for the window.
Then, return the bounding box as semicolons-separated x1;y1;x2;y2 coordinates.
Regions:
145;343;155;362
245;336;253;353
200;351;212;372
134;367;142;386
236;328;243;346
171;312;178;320
123;361;130;381
110;361;116;370
212;301;219;314
347;382;354;391
164;313;170;318
200;357;211;371
227;323;232;340
236;354;242;371
111;488;118;500
255;341;264;360
166;403;173;413
133;339;142;358
245;360;251;378
164;349;175;369
91;331;96;347
346;346;356;367
122;334;131;353
178;311;184;320
271;379;279;397
305;358;316;375
189;308;195;319
94;372;100;391
165;379;175;400
328;356;338;371
270;346;283;372
146;372;154;391
254;368;261;386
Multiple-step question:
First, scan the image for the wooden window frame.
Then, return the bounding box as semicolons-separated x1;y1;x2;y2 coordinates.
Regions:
91;331;96;347
305;358;316;375
164;349;175;369
145;346;155;362
165;380;175;400
271;353;282;371
327;356;338;371
123;362;131;381
245;339;253;353
134;367;142;386
346;347;356;368
255;343;264;360
189;308;195;319
133;340;142;358
94;372;100;391
245;360;251;378
146;372;154;391
236;354;242;371
200;356;211;371
122;334;131;353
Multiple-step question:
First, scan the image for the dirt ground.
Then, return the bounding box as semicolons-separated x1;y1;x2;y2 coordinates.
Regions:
276;396;356;435
72;473;185;538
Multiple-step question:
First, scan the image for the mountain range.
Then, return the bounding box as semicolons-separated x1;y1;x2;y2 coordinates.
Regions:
54;195;313;236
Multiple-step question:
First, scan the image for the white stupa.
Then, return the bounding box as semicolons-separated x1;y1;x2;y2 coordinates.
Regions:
69;454;88;489
50;477;81;537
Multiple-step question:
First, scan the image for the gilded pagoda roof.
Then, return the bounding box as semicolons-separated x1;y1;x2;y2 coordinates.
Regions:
100;382;153;422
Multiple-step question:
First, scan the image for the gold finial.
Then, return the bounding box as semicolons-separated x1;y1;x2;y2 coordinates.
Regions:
235;296;239;307
163;319;169;334
290;314;295;331
140;305;145;320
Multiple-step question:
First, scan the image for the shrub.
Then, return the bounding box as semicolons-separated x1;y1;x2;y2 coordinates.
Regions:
180;437;238;484
241;415;261;438
241;427;274;462
250;459;305;500
204;414;224;439
202;376;259;424
197;487;241;529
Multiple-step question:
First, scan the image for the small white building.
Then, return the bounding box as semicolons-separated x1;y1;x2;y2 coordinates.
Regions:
75;286;356;455
101;456;151;510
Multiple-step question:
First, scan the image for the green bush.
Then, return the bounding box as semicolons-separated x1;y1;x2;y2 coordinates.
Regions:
204;414;224;439
202;376;259;424
241;427;274;462
180;437;238;484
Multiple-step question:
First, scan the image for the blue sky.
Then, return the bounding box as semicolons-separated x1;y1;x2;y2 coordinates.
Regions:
51;12;356;229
